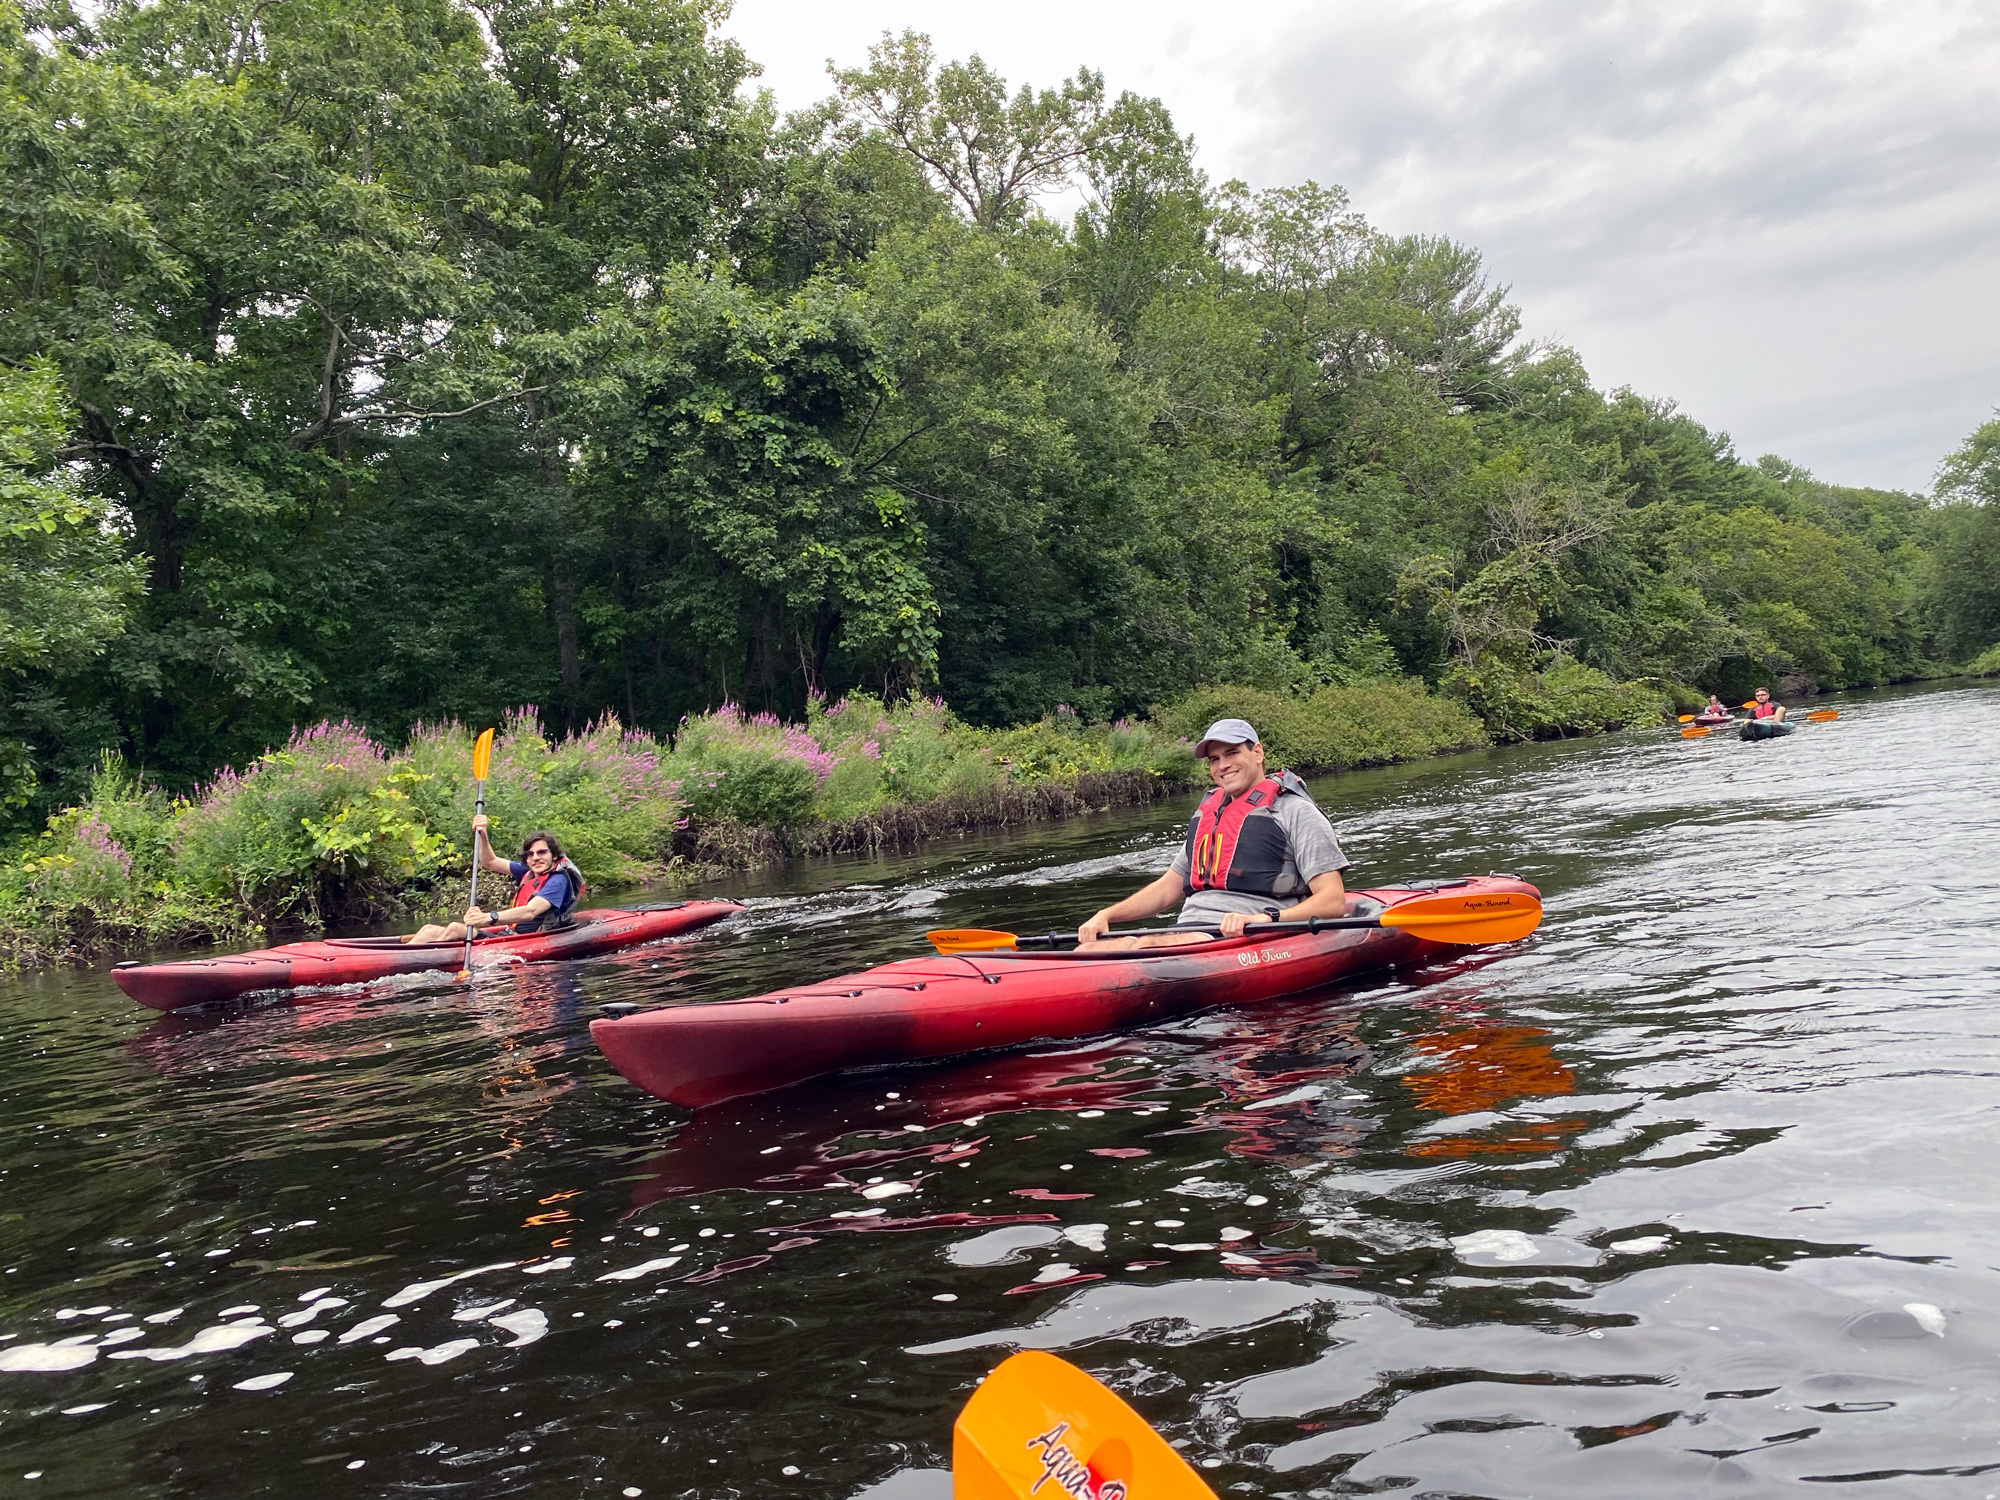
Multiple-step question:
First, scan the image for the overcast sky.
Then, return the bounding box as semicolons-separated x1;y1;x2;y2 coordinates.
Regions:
722;0;2000;494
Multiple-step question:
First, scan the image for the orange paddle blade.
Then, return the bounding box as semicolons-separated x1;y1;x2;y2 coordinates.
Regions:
1378;887;1542;945
927;928;1020;954
1681;725;1710;738
1805;709;1839;722
1676;714;1696;722
954;1351;1217;1500
471;727;495;782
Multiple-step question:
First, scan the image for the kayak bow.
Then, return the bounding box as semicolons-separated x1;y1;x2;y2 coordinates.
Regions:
112;900;743;1011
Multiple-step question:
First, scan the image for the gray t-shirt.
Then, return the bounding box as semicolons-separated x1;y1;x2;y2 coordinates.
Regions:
1167;776;1349;925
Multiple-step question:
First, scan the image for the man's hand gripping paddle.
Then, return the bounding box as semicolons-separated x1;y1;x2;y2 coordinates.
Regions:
953;1350;1217;1500
927;886;1542;955
457;728;495;981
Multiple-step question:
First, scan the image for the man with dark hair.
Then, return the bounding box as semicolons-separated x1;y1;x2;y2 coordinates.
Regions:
405;816;585;944
1747;687;1788;723
1077;718;1349;950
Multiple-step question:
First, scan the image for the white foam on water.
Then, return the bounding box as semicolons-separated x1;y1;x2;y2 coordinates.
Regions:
1161;1242;1220;1253
518;1257;573;1276
291;1330;330;1345
1905;1302;1947;1336
382;1263;514;1307
385;1338;479;1366
296;1287;332;1302
861;1182;915;1201
107;1320;274;1362
1608;1236;1669;1255
54;1307;110;1321
217;1305;259;1318
490;1309;547;1347
60;1404;108;1415
1220;1252;1260;1266
1062;1225;1108;1253
99;1328;145;1347
1031;1263;1078;1284
596;1258;683;1282
143;1309;183;1325
1220;1227;1252;1242
336;1315;400;1344
278;1299;347;1328
0;1344;98;1372
232;1372;293;1391
1452;1230;1540;1263
451;1301;516;1322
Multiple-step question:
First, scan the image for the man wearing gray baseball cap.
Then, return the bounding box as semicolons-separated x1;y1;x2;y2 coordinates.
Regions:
1077;718;1350;948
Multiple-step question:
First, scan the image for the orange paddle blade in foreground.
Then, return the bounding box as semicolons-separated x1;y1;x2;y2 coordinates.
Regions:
954;1351;1217;1500
1805;710;1840;722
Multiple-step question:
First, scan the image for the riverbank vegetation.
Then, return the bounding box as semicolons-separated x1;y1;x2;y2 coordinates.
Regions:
3;1;1996;959
3;677;1515;962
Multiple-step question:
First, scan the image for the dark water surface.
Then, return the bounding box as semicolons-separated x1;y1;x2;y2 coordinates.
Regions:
4;681;1999;1498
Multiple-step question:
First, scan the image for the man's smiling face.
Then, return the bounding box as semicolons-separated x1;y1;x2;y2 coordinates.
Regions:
1205;739;1267;796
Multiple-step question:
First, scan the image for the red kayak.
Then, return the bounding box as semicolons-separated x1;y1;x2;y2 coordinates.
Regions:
111;900;744;1011
591;877;1538;1108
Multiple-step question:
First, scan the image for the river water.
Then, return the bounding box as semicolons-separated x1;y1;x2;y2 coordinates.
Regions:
3;680;1998;1498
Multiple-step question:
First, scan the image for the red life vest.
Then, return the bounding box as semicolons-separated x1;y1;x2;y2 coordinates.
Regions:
1750;700;1778;719
512;858;585;932
1185;776;1292;897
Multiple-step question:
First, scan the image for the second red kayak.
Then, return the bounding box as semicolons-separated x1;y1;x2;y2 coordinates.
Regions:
112;900;744;1011
592;876;1539;1108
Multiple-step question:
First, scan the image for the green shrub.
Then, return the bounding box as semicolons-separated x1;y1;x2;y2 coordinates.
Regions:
174;720;395;923
1445;657;1668;741
1970;642;2000;677
1151;681;1486;771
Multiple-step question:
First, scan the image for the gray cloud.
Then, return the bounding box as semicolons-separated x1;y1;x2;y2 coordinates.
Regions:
727;0;2000;488
1227;0;2000;484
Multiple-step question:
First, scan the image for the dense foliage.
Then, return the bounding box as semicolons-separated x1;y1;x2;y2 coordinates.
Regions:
1;0;1990;839
0;699;1202;960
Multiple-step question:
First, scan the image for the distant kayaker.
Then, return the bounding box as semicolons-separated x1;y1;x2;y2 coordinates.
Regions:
1702;694;1731;719
1748;688;1788;723
405;817;585;944
1076;718;1349;949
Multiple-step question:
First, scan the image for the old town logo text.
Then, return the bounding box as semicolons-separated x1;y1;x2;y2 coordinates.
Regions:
1235;947;1293;968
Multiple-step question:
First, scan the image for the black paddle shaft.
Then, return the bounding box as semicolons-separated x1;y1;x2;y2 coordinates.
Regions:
1016;914;1386;950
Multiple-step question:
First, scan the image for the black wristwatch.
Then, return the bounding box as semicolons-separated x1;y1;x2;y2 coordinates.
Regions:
1264;907;1281;921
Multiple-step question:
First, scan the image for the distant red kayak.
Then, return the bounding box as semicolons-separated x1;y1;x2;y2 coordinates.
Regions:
112;900;743;1011
592;877;1538;1108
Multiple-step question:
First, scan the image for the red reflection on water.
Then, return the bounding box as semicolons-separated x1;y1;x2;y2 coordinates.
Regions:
623;1041;1160;1205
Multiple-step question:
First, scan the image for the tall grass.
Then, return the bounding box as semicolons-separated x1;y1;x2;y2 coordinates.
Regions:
3;667;1616;967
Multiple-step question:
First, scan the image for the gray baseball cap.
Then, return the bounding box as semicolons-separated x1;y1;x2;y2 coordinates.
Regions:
1193;718;1260;757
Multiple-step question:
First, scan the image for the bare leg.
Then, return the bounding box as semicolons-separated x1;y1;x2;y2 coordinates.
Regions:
404;921;469;945
1077;929;1217;952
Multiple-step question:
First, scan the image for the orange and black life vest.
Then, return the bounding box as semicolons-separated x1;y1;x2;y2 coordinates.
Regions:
512;858;585;933
1184;775;1294;898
